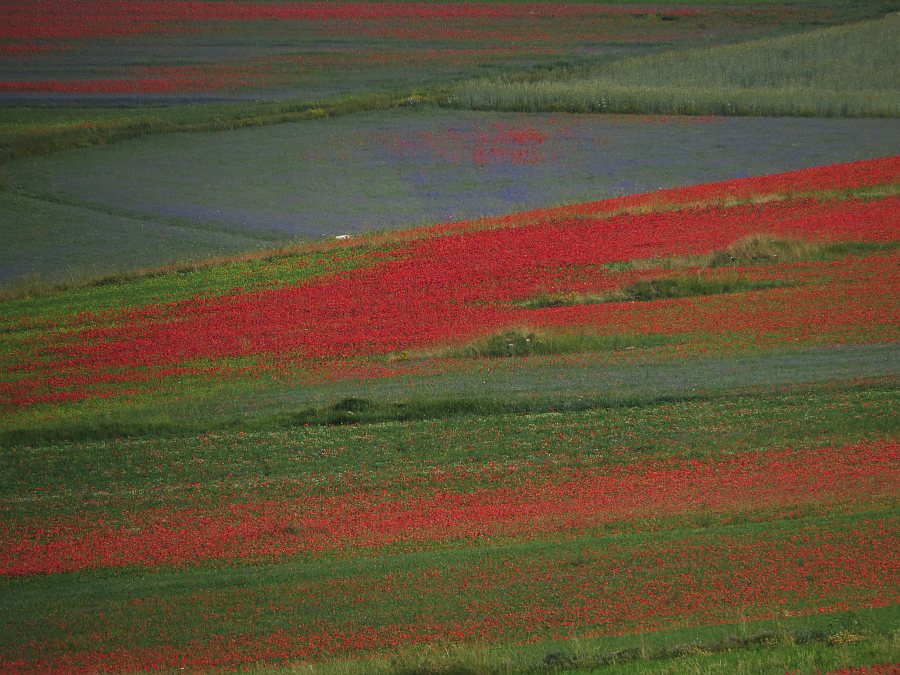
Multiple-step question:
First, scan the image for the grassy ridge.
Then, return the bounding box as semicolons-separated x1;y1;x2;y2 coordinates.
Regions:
2;345;897;447
2;377;894;518
519;276;793;309
450;17;900;116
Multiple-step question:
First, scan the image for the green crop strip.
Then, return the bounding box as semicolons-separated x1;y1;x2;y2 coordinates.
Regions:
0;243;393;322
1;375;895;520
449;17;900;117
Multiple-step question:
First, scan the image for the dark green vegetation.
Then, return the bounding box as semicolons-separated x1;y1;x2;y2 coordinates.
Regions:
454;329;678;357
520;237;898;309
0;92;436;164
607;235;897;271
2;342;897;448
1;375;895;516
450;16;900;116
272;609;898;674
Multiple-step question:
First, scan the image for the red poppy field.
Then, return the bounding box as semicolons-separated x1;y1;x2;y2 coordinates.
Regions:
2;157;898;408
0;154;898;673
1;1;899;671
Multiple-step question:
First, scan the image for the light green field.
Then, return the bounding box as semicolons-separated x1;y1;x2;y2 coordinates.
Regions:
451;17;900;116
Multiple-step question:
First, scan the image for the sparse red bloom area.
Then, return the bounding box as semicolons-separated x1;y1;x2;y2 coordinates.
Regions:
2;157;898;408
0;1;787;95
3;517;896;672
2;440;895;576
0;64;261;94
391;123;548;167
0;2;704;41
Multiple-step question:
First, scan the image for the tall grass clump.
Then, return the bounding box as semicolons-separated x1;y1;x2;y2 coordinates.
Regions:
607;236;896;274
449;16;900;117
454;328;676;358
521;274;790;310
707;234;819;267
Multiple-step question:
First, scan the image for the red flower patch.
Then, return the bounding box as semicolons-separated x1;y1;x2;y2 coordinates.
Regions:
3;440;895;576
3;158;898;408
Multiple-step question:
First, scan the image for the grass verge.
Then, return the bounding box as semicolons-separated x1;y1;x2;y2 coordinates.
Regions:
262;608;899;674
